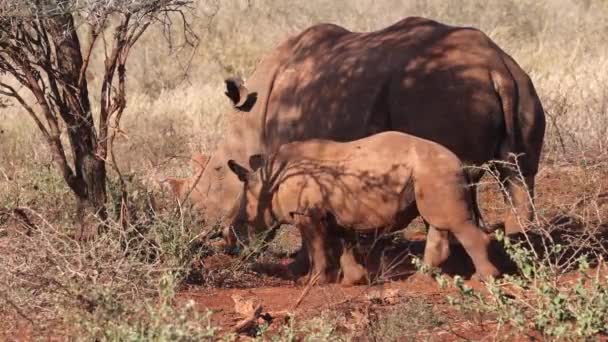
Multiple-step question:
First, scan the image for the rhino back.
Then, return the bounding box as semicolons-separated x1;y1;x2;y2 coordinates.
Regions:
259;17;518;166
271;133;422;230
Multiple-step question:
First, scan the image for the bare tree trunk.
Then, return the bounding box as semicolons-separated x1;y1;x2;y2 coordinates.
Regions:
1;1;196;237
46;14;108;231
76;155;108;228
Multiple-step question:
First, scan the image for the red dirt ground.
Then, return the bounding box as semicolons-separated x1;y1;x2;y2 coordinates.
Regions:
177;260;608;340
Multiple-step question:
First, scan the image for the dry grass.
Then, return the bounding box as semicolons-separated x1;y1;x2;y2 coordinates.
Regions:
1;0;607;339
2;0;608;174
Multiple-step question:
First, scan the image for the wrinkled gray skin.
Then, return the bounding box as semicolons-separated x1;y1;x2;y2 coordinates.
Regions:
183;17;545;253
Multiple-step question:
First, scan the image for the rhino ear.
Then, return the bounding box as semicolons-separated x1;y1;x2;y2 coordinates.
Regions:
227;160;250;182
224;77;257;112
224;77;246;106
248;154;266;172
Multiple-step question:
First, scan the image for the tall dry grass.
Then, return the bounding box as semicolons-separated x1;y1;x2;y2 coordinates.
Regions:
1;0;607;179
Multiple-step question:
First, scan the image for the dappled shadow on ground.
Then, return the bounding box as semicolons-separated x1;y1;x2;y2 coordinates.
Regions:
366;215;608;282
237;213;608;285
522;215;608;266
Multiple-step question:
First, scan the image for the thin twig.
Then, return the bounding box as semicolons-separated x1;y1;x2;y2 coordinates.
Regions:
291;272;321;311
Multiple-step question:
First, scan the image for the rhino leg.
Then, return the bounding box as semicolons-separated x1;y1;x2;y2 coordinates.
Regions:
339;244;368;286
465;168;488;231
333;228;367;287
293;211;333;285
449;221;500;280
287;245;310;277
496;165;536;235
422;224;450;268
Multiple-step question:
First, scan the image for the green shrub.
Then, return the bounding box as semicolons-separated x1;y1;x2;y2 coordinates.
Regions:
417;230;608;340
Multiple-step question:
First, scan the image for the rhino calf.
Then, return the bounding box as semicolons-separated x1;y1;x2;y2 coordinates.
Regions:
228;131;500;285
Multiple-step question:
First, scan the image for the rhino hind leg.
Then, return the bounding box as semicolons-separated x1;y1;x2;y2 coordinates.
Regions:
495;164;536;235
449;221;500;280
287;244;310;278
415;178;500;279
395;201;453;269
331;227;367;287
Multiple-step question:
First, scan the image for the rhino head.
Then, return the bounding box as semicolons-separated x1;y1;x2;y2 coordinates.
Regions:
225;154;274;246
162;78;265;238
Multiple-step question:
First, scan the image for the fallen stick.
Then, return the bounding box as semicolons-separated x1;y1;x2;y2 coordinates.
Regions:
291;272;321;311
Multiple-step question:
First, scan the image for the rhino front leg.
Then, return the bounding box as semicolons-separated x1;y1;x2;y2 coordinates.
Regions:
293;211;332;285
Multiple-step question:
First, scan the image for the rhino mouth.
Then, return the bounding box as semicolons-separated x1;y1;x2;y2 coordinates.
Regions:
227;219;281;255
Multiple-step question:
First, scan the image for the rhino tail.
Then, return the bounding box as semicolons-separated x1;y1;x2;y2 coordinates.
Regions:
499;54;547;177
462;164;485;230
490;68;521;164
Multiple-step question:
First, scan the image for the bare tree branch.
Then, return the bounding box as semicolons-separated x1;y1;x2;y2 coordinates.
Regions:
78;15;105;89
0;82;51;141
0;0;197;231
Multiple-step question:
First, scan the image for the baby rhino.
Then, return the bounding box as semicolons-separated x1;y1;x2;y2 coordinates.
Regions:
227;131;500;285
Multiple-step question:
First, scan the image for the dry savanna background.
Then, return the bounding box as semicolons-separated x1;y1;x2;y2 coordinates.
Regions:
1;0;607;340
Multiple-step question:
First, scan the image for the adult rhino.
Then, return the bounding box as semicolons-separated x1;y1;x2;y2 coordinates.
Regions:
179;16;545;241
